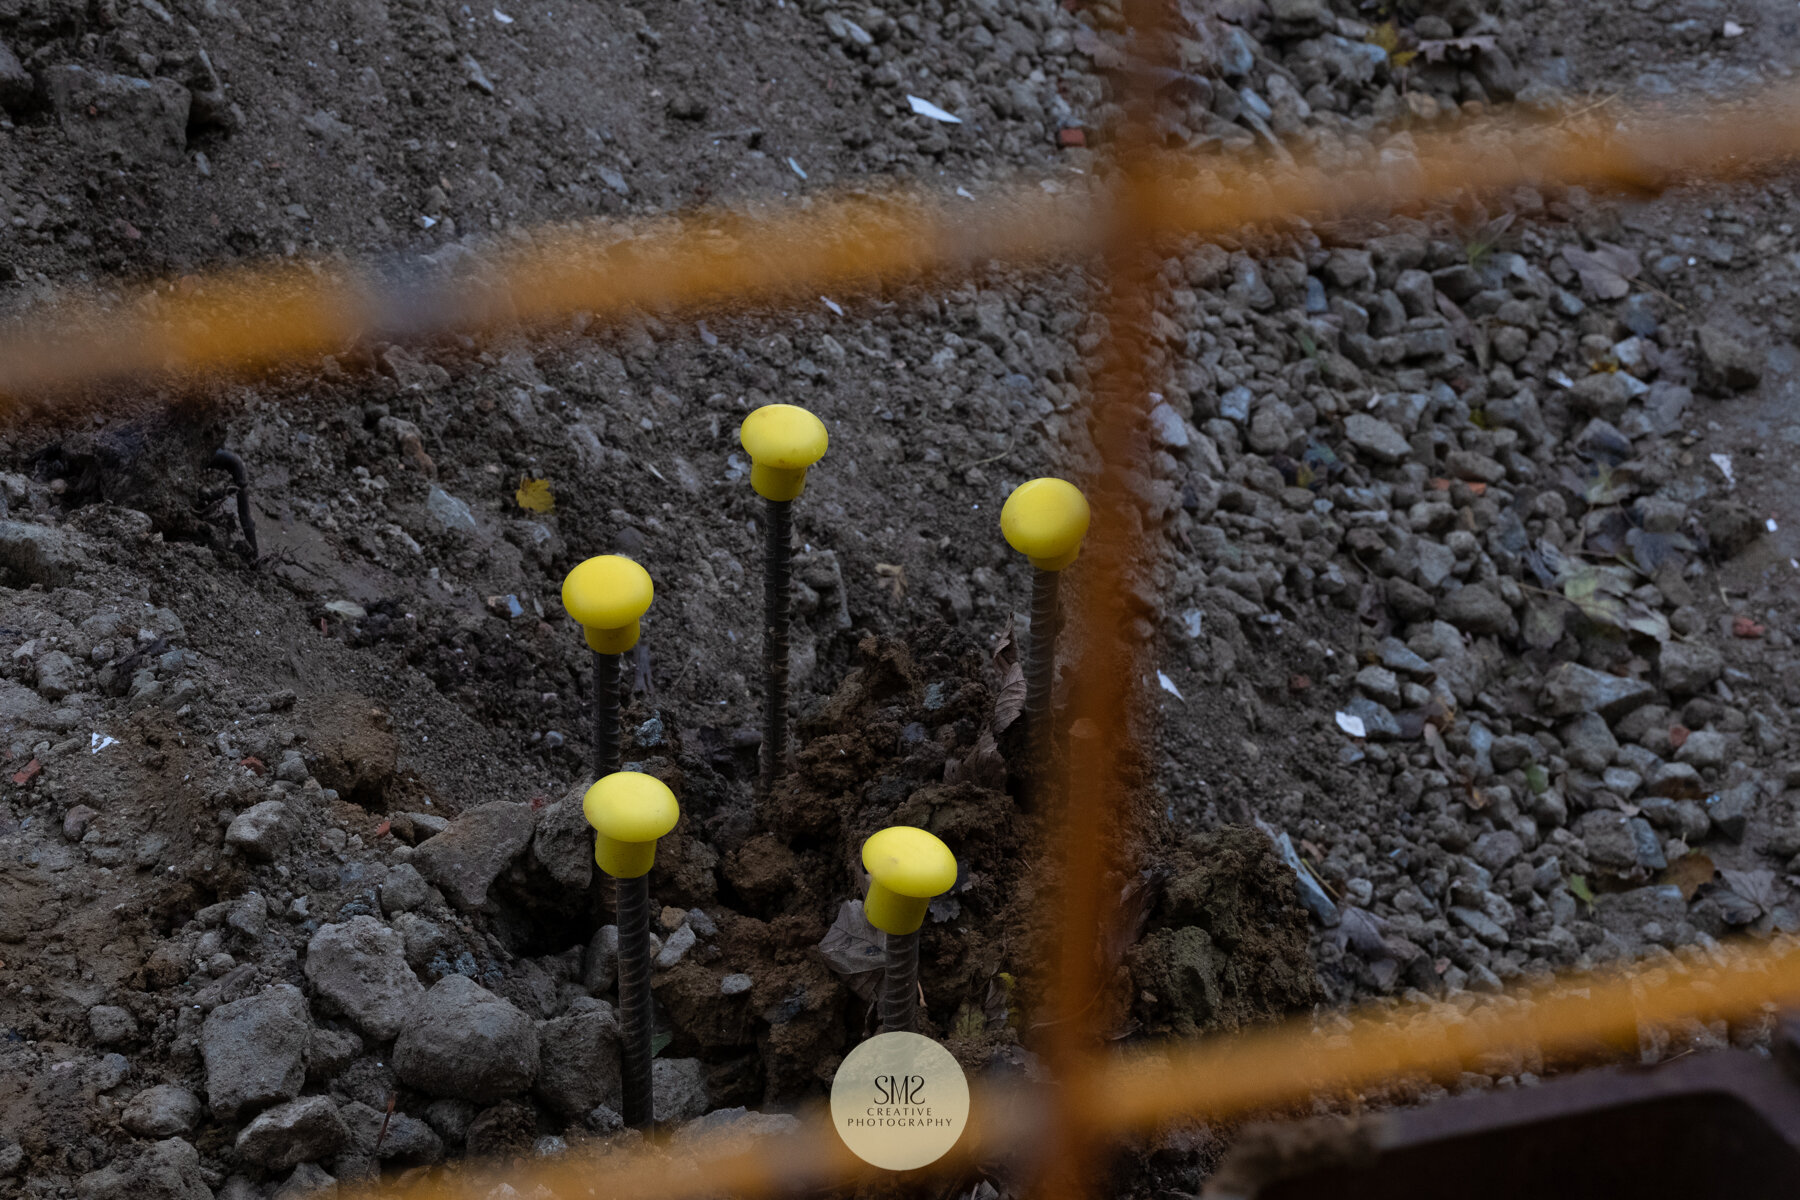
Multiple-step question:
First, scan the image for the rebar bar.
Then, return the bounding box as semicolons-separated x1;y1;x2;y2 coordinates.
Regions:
207;448;259;560
878;929;921;1034
592;649;621;780
616;871;654;1127
759;497;793;799
1024;567;1061;777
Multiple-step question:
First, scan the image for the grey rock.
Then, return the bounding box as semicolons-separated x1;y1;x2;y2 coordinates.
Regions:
1438;583;1516;638
89;1004;138;1045
423;1099;476;1144
1343;413;1412;463
1542;663;1654;721
0;39;31;114
583;924;620;992
1569;372;1633;421
1342;696;1401;741
1659;642;1723;696
1354;665;1402;708
653;1058;710;1122
62;804;99;842
535;1004;623;1117
340;1101;444;1164
393;975;538;1101
1470;830;1523;872
1675;729;1731;769
1575;810;1665;873
413;802;536;910
92;1052;130;1091
425;487;477;534
1595;884;1689;947
1561;713;1618;773
1376;637;1434;678
35;651;79;701
721;972;753;995
1490;735;1538;772
304;1026;363;1084
270;1163;336;1200
45;66;190;166
304;916;425;1042
77;1137;212;1200
1449;906;1508;947
1708;782;1757;842
0;520;87;588
378;864;431;915
122;1085;203;1138
226;800;291;861
275;749;309;784
1695;324;1761;392
203;983;311;1121
670;1107;804;1152
390;911;453;970
529;782;593;892
655;923;697;969
1639;796;1711;842
236;1097;351;1170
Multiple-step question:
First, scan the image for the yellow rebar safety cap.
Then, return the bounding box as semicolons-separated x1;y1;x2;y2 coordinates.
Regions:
561;555;654;654
861;826;958;935
583;772;680;879
739;404;829;501
1001;477;1090;571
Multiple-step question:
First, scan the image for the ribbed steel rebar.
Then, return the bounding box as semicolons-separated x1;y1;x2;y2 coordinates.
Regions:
759;498;793;799
1024;567;1061;772
592;649;622;780
616;872;654;1127
878;929;922;1034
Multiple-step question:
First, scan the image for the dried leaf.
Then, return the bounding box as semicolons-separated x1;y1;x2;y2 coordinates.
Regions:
983;972;1016;1031
515;476;555;513
991;620;1027;734
951;1001;986;1039
1567;873;1595;905
1099;870;1165;975
1722;868;1781;915
817;900;885;1002
944;727;1007;790
1562;242;1641;301
1661;852;1716;902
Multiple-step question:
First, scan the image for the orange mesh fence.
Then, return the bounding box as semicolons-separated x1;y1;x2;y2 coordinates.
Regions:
4;82;1800;399
7;61;1800;1200
347;937;1800;1200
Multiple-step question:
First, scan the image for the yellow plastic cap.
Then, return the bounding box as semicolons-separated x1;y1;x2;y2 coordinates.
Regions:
861;826;958;935
561;556;654;654
740;404;828;501
583;772;680;879
1000;477;1090;571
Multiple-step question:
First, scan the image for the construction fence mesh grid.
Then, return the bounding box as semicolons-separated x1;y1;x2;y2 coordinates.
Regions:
9;11;1800;1194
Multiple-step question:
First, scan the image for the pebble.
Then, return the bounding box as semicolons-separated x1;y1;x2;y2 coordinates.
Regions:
236;1096;351;1169
304;916;425;1042
393;975;538;1101
720;972;753;995
122;1084;202;1138
202;984;310;1120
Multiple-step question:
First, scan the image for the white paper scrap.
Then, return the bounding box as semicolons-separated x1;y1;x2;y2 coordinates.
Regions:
1336;711;1367;739
493;8;514;22
821;296;843;316
1157;671;1184;700
788;157;807;179
906;94;963;123
90;733;118;755
1711;453;1736;487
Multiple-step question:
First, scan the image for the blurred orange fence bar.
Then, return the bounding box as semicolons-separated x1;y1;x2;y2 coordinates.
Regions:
4;82;1800;401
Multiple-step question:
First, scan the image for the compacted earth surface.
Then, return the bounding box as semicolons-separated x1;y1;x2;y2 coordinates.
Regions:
4;0;1800;1196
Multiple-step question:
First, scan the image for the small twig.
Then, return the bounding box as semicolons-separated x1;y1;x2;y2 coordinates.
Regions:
374;1090;396;1153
